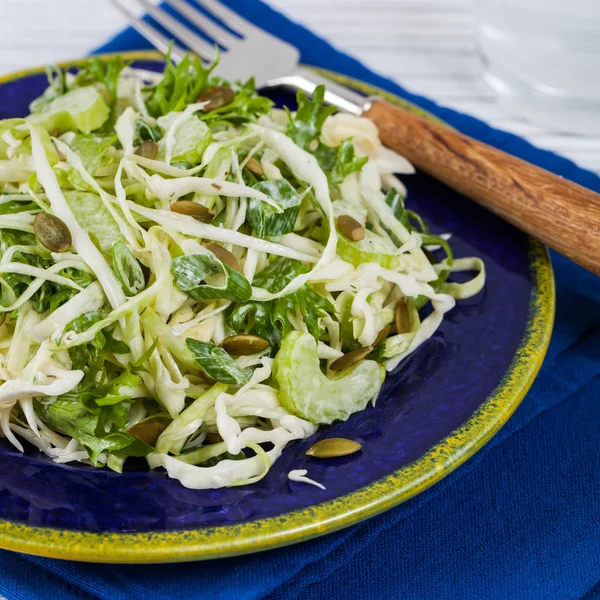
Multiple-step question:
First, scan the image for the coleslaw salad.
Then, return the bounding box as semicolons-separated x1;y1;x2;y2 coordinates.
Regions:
0;53;485;490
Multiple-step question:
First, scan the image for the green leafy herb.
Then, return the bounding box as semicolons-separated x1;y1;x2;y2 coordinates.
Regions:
65;311;105;370
104;329;130;355
286;86;336;150
286;87;365;183
83;370;141;408
37;344;149;466
112;241;145;297
198;77;273;126
65;311;130;370
172;253;252;302
0;235;94;314
72;56;129;114
315;138;368;185
228;258;334;350
0;229;34;255
186;338;249;385
144;51;217;118
39;396;151;466
248;179;301;238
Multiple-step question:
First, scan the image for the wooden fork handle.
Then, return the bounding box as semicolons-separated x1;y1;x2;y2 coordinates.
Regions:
364;99;600;275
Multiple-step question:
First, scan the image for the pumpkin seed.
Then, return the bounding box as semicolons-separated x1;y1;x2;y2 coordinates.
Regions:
329;346;374;372
203;242;240;272
394;300;410;334
135;140;158;160
306;438;362;458
374;324;391;348
337;214;365;241
33;212;72;253
197;86;235;111
170;200;214;223
245;156;263;176
221;334;270;356
127;418;168;446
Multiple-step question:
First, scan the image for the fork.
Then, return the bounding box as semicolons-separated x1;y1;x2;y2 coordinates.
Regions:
109;0;600;276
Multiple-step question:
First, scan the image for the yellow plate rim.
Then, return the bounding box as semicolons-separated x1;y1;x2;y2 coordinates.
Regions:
0;50;556;563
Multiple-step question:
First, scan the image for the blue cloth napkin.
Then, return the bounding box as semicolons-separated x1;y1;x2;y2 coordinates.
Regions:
2;2;600;599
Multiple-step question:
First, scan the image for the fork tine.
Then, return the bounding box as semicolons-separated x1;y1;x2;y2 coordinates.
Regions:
132;0;217;60
190;0;263;39
166;0;239;49
109;0;188;62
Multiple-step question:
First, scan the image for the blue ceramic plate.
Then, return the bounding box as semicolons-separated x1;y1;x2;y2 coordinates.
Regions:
0;52;554;563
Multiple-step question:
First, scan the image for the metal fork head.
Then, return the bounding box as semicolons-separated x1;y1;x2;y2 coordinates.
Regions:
110;0;300;86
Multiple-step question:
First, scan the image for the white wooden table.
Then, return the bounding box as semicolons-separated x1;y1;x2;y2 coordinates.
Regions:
0;0;599;175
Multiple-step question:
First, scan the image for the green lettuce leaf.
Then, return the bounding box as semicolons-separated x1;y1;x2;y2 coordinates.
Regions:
28;86;110;134
64;310;105;370
63;190;123;255
68;133;117;176
157;112;212;165
39;319;146;465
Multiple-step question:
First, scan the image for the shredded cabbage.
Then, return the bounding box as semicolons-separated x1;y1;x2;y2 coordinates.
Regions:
0;55;486;490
